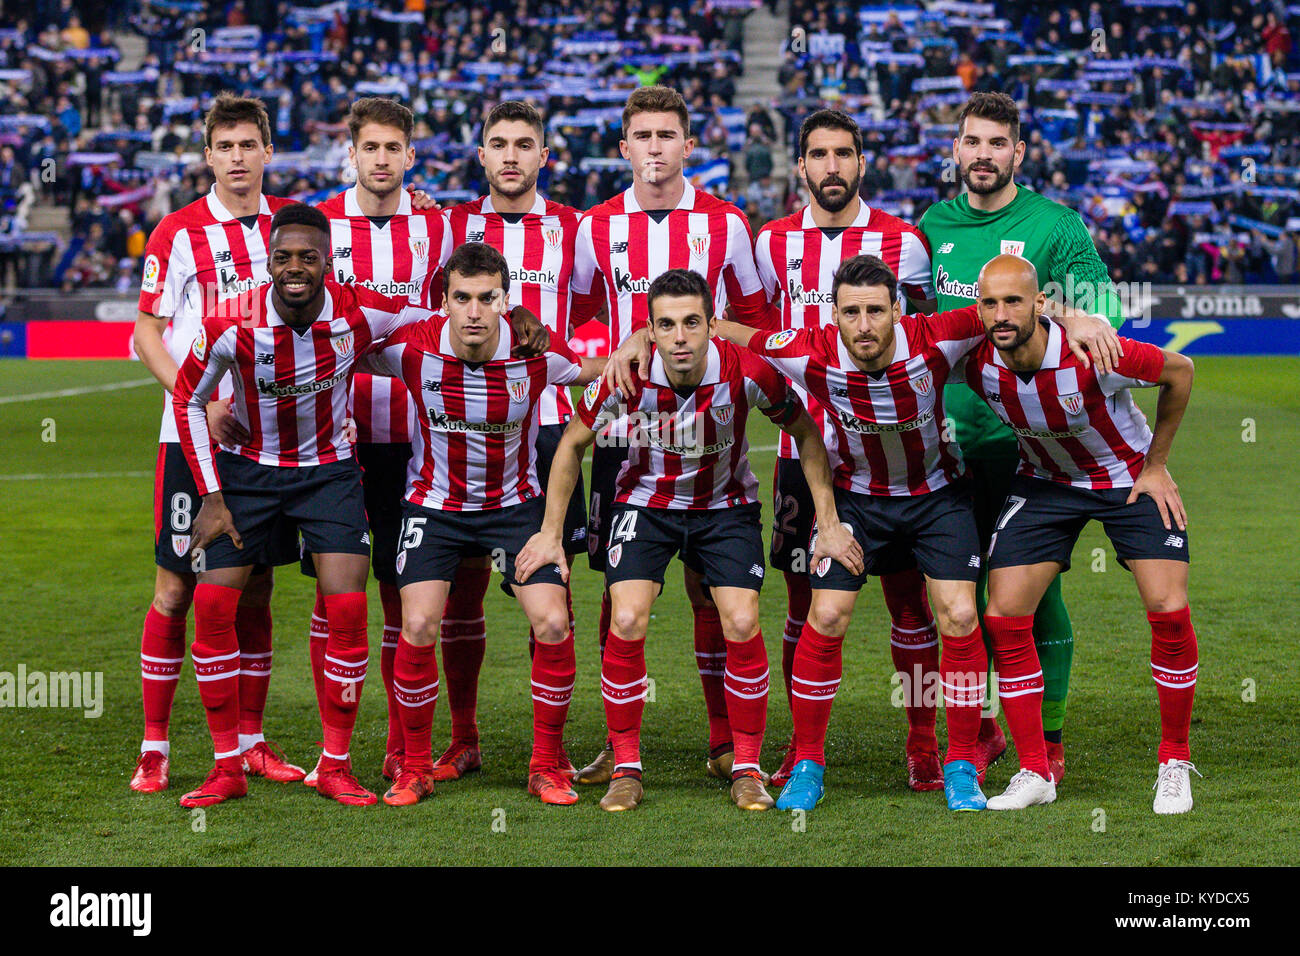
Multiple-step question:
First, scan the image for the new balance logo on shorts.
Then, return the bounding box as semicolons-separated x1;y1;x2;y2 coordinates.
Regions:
1164;535;1185;548
968;555;981;567
750;564;765;577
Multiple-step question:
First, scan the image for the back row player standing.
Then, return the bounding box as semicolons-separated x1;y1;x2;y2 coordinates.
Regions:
754;109;945;791
568;85;776;785
131;94;304;793
918;92;1130;783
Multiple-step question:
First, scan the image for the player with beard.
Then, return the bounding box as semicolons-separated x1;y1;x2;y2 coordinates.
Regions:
569;86;773;787
435;101;591;783
754;109;945;791
130;93;303;794
919;92;1128;785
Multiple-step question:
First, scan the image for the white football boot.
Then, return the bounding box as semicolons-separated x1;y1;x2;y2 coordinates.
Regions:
1152;759;1200;814
987;768;1057;810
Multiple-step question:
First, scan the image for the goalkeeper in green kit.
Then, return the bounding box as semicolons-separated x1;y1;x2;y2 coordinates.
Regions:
918;92;1127;784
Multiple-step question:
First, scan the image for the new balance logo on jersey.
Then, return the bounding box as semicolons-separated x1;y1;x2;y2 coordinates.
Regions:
1164;535;1185;548
610;241;628;254
467;230;484;242
831;385;850;398
422;379;442;393
938;242;955;254
214;249;233;264
614;267;651;294
255;352;275;365
786;257;803;270
333;246;352;259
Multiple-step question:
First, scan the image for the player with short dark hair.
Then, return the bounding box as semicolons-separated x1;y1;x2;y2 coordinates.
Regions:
170;203;434;808
518;269;861;811
715;254;1120;812
433;100;591;783
570;84;775;787
358;242;606;807
962;255;1199;814
130;91;302;794
755;109;942;790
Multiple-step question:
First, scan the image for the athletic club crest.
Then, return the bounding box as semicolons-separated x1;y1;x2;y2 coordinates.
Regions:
172;534;190;558
508;378;529;403
909;371;934;396
688;233;710;259
710;403;734;425
332;333;354;357
409;237;429;262
544;227;562;249
608;543;622;568
1058;391;1085;415
1000;239;1025;256
395;549;407;574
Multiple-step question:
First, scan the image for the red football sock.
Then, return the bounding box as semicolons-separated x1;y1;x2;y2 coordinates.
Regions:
530;634;576;772
692;603;732;753
321;591;368;766
308;587;329;732
140;606;187;744
601;633;647;770
985;614;1048;778
881;569;940;754
781;571;811;705
723;633;769;774
191;583;242;759
440;564;490;745
379;581;404;754
1148;605;1198;763
791;621;843;766
393;637;439;773
940;624;988;765
235;602;272;738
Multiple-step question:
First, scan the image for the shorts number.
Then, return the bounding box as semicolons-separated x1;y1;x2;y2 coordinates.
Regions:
401;516;427;550
170;492;193;532
995;495;1027;532
611;510;639;543
775;493;800;535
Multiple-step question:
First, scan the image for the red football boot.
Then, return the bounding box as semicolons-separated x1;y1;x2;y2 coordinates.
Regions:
528;768;579;806
382;750;405;782
179;760;248;808
130;751;170;793
241;741;306;783
383;770;436;807
431;740;482;781
975;719;1007;785
906;748;944;792
316;762;378;806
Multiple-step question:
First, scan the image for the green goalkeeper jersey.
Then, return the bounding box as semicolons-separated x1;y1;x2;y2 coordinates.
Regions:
918;184;1126;459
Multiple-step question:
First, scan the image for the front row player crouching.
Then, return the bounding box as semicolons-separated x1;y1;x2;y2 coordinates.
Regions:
967;255;1199;813
715;254;1121;812
517;269;863;812
173;203;430;808
359;242;606;807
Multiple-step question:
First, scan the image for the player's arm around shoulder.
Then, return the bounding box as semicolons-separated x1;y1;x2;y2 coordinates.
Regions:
1126;343;1194;532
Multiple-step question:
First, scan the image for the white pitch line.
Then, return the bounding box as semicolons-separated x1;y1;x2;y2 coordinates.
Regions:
0;470;150;481
0;378;155;405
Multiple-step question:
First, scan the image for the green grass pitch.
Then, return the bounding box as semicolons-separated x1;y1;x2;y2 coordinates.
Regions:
0;357;1296;866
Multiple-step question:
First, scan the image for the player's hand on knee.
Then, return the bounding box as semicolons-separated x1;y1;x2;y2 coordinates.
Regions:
206;399;250;446
814;521;864;576
191;492;243;556
1128;464;1186;531
516;533;567;584
1066;316;1122;374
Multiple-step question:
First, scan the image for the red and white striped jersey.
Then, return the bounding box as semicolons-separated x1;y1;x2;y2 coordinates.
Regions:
445;193;583;426
755;202;934;459
576;338;798;510
172;279;424;494
963;322;1166;490
572;182;772;348
747;306;984;497
138;187;295;443
316;186;452;445
363;313;584;512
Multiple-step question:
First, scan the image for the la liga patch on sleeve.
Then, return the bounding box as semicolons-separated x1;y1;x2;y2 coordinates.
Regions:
765;329;797;351
583;379;602;408
141;254;160;293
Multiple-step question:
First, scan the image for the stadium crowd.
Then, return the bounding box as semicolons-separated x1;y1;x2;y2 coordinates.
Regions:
2;0;1300;289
